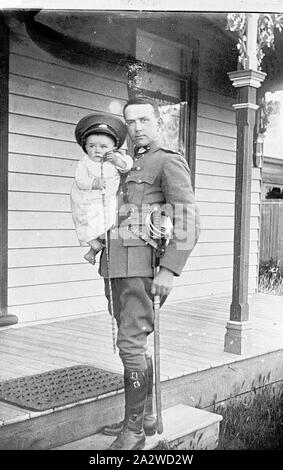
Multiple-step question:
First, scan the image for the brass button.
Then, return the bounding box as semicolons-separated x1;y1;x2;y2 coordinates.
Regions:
138;179;142;183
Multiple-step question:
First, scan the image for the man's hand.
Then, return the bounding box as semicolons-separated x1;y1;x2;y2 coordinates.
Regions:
151;267;174;297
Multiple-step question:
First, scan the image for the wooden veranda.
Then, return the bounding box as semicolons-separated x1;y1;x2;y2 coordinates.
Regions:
0;293;283;383
0;292;282;450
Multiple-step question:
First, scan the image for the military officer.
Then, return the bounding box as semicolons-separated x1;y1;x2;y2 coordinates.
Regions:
100;96;201;450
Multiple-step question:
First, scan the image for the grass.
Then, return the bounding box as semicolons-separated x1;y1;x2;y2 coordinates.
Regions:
215;387;283;450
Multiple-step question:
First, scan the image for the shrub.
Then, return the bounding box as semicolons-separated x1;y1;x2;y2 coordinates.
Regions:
258;258;283;295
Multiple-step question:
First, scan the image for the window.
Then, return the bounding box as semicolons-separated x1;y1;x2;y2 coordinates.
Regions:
127;29;196;167
265;185;283;199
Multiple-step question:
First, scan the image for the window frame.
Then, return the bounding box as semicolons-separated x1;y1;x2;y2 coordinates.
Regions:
126;32;199;189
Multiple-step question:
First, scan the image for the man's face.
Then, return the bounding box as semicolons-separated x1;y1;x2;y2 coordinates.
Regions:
124;104;160;147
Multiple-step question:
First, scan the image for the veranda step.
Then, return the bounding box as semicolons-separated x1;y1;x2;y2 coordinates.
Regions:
54;404;223;450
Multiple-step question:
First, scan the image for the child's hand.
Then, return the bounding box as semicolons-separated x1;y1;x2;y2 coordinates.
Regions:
105;150;126;169
104;150;119;163
92;177;106;190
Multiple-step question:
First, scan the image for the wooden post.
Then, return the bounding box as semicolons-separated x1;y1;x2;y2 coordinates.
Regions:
246;14;259;71
187;44;199;191
0;14;18;327
224;69;266;354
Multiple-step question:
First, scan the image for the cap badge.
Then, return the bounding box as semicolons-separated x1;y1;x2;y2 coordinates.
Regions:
98;124;108;129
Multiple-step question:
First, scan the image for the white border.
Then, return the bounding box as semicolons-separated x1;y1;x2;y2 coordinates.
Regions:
1;1;283;12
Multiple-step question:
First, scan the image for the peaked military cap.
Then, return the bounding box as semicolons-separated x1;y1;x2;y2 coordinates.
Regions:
75;113;127;151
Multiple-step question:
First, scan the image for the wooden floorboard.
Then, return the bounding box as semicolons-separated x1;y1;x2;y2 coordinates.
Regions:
0;402;31;425
0;293;283;422
1;294;282;376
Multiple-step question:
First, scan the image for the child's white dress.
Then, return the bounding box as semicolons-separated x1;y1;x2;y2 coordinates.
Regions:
70;154;133;246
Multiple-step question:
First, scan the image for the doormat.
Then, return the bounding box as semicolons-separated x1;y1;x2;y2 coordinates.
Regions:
0;365;123;411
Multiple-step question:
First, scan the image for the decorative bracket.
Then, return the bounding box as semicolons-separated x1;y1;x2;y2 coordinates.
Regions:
227;13;283;70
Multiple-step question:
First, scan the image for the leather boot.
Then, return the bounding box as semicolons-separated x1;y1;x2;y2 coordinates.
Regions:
102;356;156;437
108;369;147;450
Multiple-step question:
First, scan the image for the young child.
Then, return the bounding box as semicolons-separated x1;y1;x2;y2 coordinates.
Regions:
70;113;133;265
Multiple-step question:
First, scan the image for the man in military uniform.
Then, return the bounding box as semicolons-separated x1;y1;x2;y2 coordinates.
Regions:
99;96;201;450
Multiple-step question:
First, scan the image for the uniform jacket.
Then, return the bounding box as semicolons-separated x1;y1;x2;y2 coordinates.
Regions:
99;140;201;278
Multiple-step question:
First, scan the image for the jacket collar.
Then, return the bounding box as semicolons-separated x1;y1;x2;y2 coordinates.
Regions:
134;139;160;158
